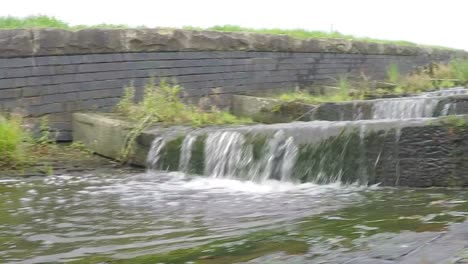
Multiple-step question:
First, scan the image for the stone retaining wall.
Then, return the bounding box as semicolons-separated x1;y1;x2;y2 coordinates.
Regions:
1;28;467;140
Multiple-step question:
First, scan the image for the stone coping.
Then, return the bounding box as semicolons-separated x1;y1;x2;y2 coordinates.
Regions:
1;28;467;58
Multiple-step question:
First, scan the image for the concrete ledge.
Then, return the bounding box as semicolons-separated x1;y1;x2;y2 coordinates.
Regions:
231;92;468;122
1;28;467;58
73;112;468;187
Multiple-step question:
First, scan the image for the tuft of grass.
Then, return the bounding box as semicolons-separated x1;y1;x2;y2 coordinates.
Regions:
0;115;28;168
399;73;434;93
0;15;69;29
116;79;252;161
117;79;251;126
0;15;130;30
384;60;468;94
276;75;361;104
450;59;468;83
386;63;401;84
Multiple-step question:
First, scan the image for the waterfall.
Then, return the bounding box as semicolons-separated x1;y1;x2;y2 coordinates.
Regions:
146;125;374;184
372;98;439;119
202;131;298;182
144;87;468;185
370;88;468;120
204;131;252;179
178;134;197;173
146;137;166;170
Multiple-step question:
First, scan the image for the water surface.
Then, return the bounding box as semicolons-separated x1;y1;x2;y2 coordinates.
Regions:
1;171;467;263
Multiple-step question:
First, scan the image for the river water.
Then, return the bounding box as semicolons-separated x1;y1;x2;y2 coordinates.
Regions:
2;88;468;263
1;171;467;263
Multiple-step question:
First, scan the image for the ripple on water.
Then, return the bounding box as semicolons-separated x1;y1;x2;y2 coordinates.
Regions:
0;171;466;263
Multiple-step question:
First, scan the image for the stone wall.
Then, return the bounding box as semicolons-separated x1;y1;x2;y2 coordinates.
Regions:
1;28;466;140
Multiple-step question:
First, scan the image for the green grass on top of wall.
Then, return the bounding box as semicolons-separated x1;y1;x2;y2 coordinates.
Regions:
0;15;455;49
0;15;129;30
183;25;453;49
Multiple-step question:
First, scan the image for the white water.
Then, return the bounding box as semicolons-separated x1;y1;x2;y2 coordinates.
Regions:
145;87;468;186
146;137;166;170
178;134;197;173
371;87;468;120
203;131;299;181
372;97;439;119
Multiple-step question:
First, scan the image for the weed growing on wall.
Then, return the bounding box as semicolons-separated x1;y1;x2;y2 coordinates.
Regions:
275;75;362;104
386;63;401;84
116;79;252;161
383;60;468;94
117;79;251;126
0;115;27;168
450;59;468;83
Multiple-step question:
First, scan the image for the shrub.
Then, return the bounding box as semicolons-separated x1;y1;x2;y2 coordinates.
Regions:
117;79;250;126
0;115;27;167
400;73;434;93
276;75;361;104
450;59;468;84
116;80;252;161
386;63;401;84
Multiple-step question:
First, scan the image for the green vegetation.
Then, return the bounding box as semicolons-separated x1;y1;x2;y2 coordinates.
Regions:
274;59;468;105
439;115;468;128
184;25;441;48
0;15;129;30
0;115;27;168
0;114;96;173
275;75;362;105
116;79;251;161
0;15;454;49
451;59;468;83
386;63;401;84
117;80;251;126
384;60;468;94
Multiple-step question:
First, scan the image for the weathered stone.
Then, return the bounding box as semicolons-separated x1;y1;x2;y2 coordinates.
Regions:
0;29;34;57
0;28;466;58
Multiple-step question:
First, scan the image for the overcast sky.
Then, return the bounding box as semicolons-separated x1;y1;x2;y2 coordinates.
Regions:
2;0;467;50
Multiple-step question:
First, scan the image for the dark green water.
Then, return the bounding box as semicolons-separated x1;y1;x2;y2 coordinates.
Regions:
1;171;467;263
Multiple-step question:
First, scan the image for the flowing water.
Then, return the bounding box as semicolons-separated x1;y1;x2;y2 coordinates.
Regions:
366;87;467;120
2;88;468;263
1;172;467;264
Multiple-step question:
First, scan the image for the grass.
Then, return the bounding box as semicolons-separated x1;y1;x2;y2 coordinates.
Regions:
0;15;129;30
450;59;468;83
0;115;27;168
383;60;468;94
386;63;401;84
275;59;468;104
276;75;362;104
0;114;95;173
184;25;451;49
117;79;251;126
116;79;252;161
0;15;454;49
